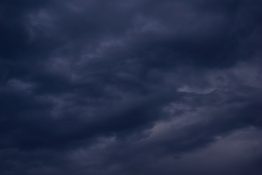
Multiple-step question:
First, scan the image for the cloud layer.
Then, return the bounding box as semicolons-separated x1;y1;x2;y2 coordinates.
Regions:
0;0;262;174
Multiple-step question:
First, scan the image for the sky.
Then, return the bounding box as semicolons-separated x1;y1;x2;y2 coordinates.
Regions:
0;0;262;175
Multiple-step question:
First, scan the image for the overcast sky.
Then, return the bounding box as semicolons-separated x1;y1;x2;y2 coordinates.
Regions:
0;0;262;175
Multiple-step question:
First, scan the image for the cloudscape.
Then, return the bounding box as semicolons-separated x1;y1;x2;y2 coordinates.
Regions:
0;0;262;175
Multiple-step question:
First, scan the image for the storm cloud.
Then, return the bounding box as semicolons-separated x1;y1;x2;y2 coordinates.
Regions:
0;0;262;175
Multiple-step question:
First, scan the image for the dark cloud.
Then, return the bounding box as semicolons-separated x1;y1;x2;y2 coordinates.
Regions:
0;0;262;175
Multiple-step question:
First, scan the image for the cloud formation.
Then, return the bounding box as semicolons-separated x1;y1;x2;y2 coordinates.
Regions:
0;0;262;174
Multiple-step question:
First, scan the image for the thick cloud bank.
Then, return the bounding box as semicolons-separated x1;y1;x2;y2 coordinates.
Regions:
0;0;262;175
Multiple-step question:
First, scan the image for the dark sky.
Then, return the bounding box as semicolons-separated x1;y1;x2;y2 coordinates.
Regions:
0;0;262;175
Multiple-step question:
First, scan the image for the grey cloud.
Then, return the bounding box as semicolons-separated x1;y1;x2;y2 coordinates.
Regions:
0;0;262;174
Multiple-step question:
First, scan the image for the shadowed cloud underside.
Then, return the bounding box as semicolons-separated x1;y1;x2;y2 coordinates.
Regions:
0;0;262;175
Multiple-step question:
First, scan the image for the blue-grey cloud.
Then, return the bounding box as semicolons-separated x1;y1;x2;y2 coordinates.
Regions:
0;0;262;175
